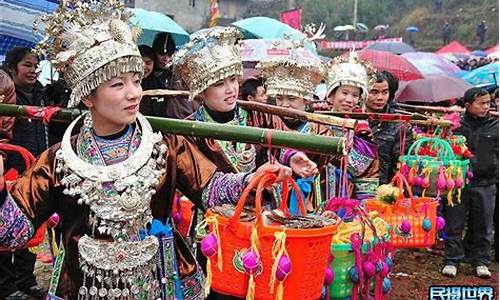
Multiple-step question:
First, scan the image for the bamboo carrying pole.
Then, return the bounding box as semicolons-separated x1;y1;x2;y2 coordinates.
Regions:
0;104;347;156
396;103;499;117
236;100;358;129
317;110;454;127
142;89;358;129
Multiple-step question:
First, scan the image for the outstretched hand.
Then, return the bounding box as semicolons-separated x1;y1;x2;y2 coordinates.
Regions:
248;162;292;184
289;152;318;178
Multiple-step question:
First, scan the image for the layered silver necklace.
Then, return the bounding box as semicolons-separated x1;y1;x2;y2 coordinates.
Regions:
55;113;167;299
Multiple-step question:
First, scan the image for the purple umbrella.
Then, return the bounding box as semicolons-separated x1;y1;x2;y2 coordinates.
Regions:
396;74;473;103
402;52;460;75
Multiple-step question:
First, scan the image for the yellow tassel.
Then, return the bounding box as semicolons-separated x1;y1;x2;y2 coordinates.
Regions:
205;258;213;297
269;230;288;294
199;216;223;271
246;275;256;300
456;167;463;204
446;167;454;207
276;282;284;300
51;228;59;257
250;227;260;253
28;246;39;254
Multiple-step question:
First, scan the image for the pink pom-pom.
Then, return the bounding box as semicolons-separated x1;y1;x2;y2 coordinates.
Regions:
47;213;60;228
201;233;218;257
415;176;423;187
446;178;455;190
420;177;429;188
436;167;447;191
242;250;260;275
379;262;389;277
436;216;446;231
400;219;412;234
276;255;292;281
362;261;376;278
324;267;334;285
467;171;473;179
173;212;181;224
455;177;464;188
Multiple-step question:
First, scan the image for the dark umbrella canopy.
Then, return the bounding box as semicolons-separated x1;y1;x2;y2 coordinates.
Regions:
365;41;416;54
396;74;473;103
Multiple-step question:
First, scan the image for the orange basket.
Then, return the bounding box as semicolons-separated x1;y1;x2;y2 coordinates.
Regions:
365;173;438;248
204;173;339;300
0;143;47;252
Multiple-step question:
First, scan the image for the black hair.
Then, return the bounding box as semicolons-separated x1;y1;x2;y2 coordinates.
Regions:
379;71;399;102
138;44;155;61
241;78;263;101
463;87;489;104
152;32;176;56
4;47;38;74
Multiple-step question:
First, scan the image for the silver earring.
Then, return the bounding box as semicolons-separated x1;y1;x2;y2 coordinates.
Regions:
83;113;93;129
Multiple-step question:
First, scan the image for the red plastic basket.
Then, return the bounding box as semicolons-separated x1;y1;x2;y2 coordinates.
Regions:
205;173;339;300
0;143;46;252
365;173;438;248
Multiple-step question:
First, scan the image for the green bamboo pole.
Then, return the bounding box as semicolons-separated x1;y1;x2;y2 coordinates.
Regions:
0;104;346;156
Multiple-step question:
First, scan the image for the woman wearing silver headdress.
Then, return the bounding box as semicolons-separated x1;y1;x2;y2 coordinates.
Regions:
0;2;291;299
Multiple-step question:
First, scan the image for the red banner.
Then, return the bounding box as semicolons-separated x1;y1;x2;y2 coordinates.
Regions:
280;8;301;30
320;37;403;50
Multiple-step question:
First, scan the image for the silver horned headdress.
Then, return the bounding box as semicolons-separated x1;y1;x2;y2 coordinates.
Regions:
34;0;144;108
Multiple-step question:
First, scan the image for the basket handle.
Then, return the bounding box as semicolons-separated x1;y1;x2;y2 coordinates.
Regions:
407;137;456;160
389;172;414;201
228;172;306;230
0;143;35;168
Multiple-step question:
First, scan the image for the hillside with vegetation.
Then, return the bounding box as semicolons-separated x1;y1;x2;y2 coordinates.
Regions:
243;0;498;53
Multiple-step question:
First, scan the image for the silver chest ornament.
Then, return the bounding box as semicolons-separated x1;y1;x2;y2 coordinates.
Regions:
55;113;167;299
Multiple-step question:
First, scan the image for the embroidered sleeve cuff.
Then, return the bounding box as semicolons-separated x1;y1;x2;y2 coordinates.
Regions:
202;172;247;209
0;192;34;248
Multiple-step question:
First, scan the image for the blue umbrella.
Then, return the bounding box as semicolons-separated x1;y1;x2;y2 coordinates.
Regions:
232;17;317;55
129;8;189;47
0;0;57;56
470;50;488;57
405;26;419;32
365;41;416;54
461;62;499;87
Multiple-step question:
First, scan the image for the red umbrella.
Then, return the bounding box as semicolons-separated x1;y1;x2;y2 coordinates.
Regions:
395;74;473;103
436;40;470;55
349;49;424;81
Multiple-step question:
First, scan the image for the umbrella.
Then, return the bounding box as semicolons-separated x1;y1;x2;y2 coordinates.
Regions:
402;52;460;75
436;40;470;55
460;62;499;87
129;8;189;47
396;74;473;103
351;49;424;81
486;45;499;55
232;17;317;54
364;41;416;54
373;25;389;31
239;39;319;62
233;17;304;40
356;23;369;32
470;50;488;57
405;26;419;32
0;0;57;56
343;25;356;31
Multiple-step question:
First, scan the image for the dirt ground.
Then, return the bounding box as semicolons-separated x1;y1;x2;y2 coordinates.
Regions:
34;240;498;299
391;243;499;300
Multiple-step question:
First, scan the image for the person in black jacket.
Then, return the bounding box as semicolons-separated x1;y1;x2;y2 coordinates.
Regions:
365;71;412;184
442;87;499;279
1;47;46;300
